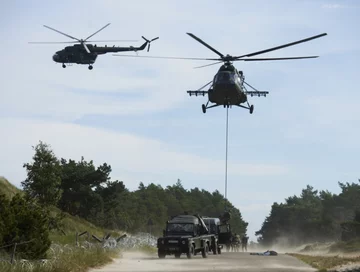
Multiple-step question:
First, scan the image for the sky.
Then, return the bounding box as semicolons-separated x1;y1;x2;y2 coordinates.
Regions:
0;0;359;242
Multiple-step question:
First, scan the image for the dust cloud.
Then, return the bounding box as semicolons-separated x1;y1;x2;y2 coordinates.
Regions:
89;250;318;272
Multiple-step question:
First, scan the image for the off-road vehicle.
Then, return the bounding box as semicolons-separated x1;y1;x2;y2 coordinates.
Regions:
157;214;216;259
203;212;232;254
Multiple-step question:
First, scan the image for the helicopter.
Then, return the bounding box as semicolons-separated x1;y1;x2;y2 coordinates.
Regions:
113;32;327;113
29;23;159;70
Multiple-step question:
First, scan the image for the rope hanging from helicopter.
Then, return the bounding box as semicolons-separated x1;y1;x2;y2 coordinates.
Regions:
224;105;229;211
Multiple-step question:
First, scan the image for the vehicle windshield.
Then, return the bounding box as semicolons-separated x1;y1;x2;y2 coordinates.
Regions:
204;220;218;234
166;223;194;233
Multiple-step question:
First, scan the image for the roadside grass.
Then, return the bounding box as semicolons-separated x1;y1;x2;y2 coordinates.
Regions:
289;253;360;271
0;177;126;272
0;176;23;198
49;209;124;246
329;239;360;253
0;244;121;272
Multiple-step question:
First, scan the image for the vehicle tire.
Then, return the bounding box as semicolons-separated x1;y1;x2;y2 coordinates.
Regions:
158;249;166;259
202;243;209;258
187;244;194;259
212;242;218;255
175;253;181;258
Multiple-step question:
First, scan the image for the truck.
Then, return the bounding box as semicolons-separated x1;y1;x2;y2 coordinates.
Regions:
202;212;233;254
157;214;216;259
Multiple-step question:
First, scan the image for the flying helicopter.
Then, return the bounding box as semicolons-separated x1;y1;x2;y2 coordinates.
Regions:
29;23;159;70
113;32;327;114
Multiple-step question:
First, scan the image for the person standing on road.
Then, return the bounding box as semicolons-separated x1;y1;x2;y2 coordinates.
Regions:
241;235;249;252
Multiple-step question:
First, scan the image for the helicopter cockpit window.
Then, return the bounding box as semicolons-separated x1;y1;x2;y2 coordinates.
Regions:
216;72;236;83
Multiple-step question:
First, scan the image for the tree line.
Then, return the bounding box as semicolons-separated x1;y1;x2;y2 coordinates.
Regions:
255;182;360;247
21;141;248;237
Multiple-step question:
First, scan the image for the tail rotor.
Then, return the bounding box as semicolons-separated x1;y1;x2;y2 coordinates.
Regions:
142;36;159;52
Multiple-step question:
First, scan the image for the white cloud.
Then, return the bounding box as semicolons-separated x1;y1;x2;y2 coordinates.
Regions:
0;118;288;189
321;4;344;9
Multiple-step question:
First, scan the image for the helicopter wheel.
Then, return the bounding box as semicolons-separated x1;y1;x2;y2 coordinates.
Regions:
88;65;93;70
62;64;66;68
249;105;254;114
202;104;206;114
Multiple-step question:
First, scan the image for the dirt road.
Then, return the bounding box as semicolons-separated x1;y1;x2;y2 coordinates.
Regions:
90;251;316;272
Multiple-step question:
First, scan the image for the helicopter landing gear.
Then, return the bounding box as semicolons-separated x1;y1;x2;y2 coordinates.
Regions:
88;65;93;70
62;64;66;68
249;105;254;114
202;104;206;114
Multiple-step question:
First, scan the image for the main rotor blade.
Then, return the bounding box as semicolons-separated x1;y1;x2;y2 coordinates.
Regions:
112;54;219;61
84;23;111;41
234;33;327;59
186;33;224;58
238;56;319;61
43;25;80;41
194;61;223;69
86;40;139;42
83;43;91;53
28;41;79;44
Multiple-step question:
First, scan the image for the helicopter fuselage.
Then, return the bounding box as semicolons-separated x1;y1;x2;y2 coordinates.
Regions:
208;65;247;105
53;45;98;65
52;43;148;65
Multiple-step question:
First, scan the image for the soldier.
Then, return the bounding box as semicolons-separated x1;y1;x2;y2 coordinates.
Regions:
241;235;249;252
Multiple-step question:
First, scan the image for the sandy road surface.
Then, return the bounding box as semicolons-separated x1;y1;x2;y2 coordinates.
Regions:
90;251;316;272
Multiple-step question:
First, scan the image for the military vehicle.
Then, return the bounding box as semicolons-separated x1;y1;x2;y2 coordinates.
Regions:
202;211;233;254
157;214;217;259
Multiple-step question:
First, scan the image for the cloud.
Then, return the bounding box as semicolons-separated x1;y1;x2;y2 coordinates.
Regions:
0;118;288;188
321;4;344;9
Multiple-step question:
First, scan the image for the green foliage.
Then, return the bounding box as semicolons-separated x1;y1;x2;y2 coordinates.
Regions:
0;193;51;259
256;180;360;247
20;140;248;238
21;141;62;206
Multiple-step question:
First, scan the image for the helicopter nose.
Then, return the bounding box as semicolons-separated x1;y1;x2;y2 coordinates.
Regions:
52;53;59;62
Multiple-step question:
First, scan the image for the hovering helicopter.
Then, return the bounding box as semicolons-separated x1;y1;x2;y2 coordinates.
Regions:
29;23;159;70
113;32;327;114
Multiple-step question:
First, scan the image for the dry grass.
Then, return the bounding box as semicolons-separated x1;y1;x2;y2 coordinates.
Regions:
0;176;23;198
0;243;121;272
289;253;360;271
